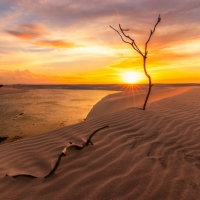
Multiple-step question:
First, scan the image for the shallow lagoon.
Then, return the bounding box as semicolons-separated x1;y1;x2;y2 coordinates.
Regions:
0;89;117;143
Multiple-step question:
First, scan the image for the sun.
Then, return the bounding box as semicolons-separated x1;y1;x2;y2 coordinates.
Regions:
121;72;141;84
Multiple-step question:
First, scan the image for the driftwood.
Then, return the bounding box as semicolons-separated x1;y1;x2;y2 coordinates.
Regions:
0;136;8;143
6;125;109;180
44;125;109;179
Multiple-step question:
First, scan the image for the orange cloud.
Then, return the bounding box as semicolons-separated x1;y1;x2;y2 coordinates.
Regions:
21;24;44;33
35;40;77;48
0;69;76;84
6;30;39;40
6;24;45;40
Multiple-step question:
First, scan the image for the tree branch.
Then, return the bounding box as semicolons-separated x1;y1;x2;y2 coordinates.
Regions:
119;24;143;56
110;25;132;45
111;14;161;110
145;14;161;54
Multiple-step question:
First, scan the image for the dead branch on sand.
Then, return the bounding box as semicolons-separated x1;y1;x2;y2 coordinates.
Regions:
6;125;109;181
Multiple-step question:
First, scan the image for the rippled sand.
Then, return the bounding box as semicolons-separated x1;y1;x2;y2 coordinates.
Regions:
0;86;200;200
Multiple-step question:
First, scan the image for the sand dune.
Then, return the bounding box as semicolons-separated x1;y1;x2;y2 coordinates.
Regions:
86;86;192;119
0;86;200;200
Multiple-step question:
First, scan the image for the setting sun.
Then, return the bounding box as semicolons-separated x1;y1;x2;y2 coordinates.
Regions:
121;72;142;84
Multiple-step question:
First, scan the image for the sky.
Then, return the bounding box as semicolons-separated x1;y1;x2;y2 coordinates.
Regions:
0;0;200;84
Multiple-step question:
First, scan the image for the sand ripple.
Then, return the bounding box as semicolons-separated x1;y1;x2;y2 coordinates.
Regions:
0;87;200;199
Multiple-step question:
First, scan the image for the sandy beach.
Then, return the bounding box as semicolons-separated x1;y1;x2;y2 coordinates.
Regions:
0;86;200;200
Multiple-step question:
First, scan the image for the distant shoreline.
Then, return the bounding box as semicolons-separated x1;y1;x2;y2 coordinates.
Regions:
3;83;200;92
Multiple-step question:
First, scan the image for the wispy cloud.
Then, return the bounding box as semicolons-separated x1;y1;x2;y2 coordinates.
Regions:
5;24;78;49
109;58;142;70
35;40;77;48
6;30;38;40
6;24;44;40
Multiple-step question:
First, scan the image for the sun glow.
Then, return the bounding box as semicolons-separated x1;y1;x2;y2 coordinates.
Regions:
121;72;142;84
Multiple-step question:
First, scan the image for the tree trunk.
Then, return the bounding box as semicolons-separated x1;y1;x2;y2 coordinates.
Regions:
142;57;152;110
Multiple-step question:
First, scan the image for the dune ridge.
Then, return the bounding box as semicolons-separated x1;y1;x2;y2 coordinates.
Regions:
0;86;200;200
86;86;192;120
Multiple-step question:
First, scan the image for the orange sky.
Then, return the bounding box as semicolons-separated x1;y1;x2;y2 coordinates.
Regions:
0;0;200;84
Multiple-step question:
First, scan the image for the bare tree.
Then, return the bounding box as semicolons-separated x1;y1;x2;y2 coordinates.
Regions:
110;15;161;110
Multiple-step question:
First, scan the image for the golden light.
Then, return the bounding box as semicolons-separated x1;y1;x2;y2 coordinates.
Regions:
121;72;142;84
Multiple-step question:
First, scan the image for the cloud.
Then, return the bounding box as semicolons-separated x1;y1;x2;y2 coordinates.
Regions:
5;24;78;49
6;24;44;40
6;30;39;40
4;22;79;49
3;1;200;47
109;58;142;70
35;40;77;48
1;0;200;84
21;24;44;32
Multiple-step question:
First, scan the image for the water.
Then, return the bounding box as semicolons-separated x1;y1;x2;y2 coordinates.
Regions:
0;89;117;143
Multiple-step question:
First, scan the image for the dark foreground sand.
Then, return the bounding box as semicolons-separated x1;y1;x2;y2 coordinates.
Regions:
0;86;200;200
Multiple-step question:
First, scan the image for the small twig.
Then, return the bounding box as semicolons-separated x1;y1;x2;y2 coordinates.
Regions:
6;174;38;178
122;29;130;31
85;125;109;146
44;152;66;179
145;14;161;55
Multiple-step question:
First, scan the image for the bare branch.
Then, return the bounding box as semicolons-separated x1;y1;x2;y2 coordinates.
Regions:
110;25;143;56
119;24;143;56
122;29;130;31
145;14;161;54
110;25;132;45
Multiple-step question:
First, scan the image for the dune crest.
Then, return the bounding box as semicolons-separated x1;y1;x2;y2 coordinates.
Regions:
86;86;192;120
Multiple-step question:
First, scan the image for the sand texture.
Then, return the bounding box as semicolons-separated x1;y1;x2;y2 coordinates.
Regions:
0;86;200;200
